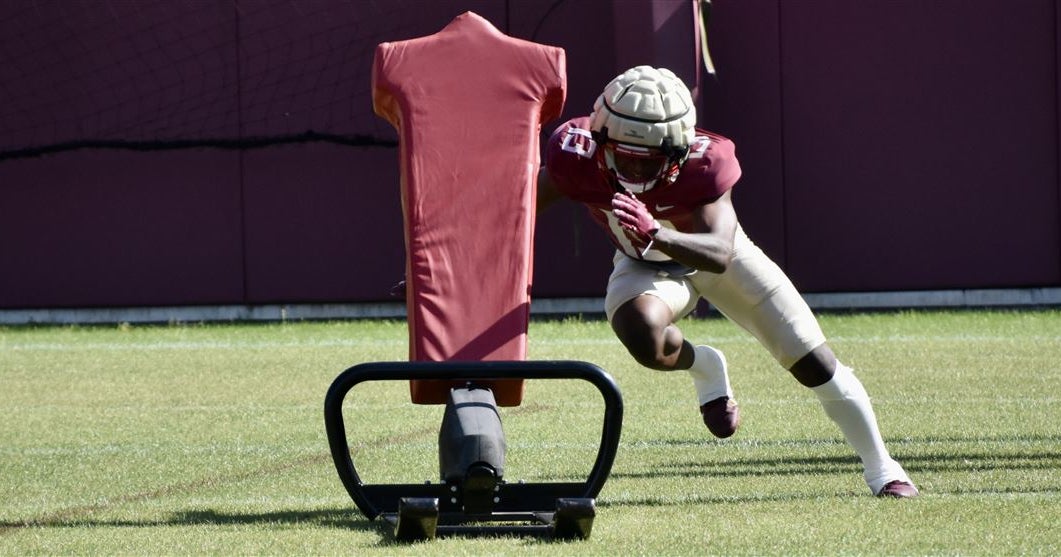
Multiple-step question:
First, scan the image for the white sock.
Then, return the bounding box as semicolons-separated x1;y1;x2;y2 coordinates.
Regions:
811;362;912;494
687;345;734;405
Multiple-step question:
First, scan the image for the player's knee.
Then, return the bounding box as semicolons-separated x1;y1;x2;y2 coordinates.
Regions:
627;345;668;370
626;345;677;371
613;324;664;368
610;296;682;370
619;325;685;371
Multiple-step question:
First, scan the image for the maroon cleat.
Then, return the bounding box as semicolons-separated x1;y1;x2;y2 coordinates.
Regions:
876;480;920;498
699;396;740;438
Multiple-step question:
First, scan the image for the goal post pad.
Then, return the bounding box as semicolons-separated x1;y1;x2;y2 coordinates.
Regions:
372;12;566;406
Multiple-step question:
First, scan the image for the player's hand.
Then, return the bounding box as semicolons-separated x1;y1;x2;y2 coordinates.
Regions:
611;192;660;244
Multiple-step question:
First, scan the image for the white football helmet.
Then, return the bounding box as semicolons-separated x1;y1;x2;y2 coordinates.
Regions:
589;66;697;193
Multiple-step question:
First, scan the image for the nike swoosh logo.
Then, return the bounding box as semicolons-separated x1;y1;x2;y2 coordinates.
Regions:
655;204;675;211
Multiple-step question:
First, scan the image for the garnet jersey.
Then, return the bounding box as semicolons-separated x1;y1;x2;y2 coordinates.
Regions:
545;116;742;261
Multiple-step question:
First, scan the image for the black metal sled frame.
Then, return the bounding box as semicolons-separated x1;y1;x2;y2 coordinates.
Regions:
324;360;623;539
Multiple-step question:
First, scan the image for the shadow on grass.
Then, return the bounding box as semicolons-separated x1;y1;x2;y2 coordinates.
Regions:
1;509;581;546
595;484;1061;508
602;433;1061;504
174;508;380;530
614;449;1061;480
0;507;388;541
5;434;1057;535
615;433;1061;478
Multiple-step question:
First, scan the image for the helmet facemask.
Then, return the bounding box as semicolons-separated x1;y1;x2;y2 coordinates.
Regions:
596;129;687;193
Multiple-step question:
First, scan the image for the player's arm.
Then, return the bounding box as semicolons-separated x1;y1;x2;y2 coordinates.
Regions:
656;189;737;273
612;190;737;274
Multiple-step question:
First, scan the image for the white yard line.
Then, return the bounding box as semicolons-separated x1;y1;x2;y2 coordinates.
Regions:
5;333;1060;352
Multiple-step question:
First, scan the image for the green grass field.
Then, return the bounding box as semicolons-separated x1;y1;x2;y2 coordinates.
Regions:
1;310;1059;555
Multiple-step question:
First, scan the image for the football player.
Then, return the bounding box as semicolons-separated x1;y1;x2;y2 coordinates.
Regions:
538;66;918;498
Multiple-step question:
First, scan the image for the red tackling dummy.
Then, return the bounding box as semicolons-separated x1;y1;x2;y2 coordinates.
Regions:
372;12;566;405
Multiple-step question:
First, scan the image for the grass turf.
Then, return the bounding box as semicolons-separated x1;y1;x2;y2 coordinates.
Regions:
1;310;1058;555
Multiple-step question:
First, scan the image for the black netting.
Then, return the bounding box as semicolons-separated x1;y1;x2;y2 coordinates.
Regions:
0;0;415;160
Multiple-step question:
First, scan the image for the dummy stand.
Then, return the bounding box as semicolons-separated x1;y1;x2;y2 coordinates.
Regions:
324;360;623;541
337;11;611;541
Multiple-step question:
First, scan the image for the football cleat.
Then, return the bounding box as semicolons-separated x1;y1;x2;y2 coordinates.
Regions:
876;480;920;498
699;396;740;438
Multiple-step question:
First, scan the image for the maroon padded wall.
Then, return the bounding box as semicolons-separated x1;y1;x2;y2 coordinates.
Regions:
699;1;787;266
776;0;1060;292
2;0;1059;311
240;145;404;303
0;150;244;307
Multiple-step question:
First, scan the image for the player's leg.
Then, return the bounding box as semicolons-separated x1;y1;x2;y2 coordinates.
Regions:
604;253;739;437
609;293;688;369
696;226;917;496
799;346;917;496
